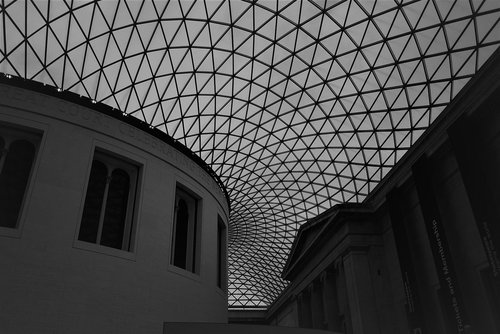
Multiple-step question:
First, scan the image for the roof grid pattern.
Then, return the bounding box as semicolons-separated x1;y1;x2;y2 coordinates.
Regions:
1;0;499;308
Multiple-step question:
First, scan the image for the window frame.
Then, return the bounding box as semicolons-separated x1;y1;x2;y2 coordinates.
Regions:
170;183;202;275
74;145;143;259
0;121;43;238
217;215;228;292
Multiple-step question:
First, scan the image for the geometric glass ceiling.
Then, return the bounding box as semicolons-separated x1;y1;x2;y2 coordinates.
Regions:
1;0;499;308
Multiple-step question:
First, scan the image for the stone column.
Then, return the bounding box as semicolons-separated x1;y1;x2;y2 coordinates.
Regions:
310;281;325;329
321;268;342;331
297;289;312;328
343;249;381;334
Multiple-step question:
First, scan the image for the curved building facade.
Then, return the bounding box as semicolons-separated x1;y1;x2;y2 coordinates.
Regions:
0;80;230;334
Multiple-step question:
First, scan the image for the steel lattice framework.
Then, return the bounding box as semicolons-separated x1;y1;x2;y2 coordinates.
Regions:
1;0;499;308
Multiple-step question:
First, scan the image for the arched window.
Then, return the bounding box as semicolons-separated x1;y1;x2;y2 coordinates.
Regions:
78;151;139;251
0;125;40;229
171;186;199;273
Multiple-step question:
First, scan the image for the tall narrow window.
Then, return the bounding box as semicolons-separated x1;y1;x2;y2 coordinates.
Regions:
171;186;199;272
217;216;227;289
0;124;40;228
78;151;139;251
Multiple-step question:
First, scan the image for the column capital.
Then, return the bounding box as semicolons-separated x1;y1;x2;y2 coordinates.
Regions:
320;268;335;283
342;245;370;260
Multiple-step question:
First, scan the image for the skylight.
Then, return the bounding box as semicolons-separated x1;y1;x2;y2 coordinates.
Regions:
1;0;499;308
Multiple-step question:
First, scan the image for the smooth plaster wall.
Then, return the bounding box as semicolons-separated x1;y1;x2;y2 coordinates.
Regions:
0;85;229;334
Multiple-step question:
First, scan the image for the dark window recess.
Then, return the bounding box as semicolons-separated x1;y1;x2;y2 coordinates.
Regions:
173;198;189;268
101;169;130;249
171;187;199;272
0;126;40;228
79;160;107;243
78;151;138;251
217;216;227;289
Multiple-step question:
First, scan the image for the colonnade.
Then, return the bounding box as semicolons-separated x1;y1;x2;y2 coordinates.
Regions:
295;247;383;334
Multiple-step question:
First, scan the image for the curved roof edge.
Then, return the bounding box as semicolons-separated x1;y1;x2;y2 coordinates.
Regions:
0;73;231;212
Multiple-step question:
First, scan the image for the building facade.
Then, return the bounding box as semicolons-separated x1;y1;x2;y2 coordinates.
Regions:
0;80;229;334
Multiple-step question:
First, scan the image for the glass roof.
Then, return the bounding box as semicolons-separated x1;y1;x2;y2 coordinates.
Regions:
1;0;499;308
